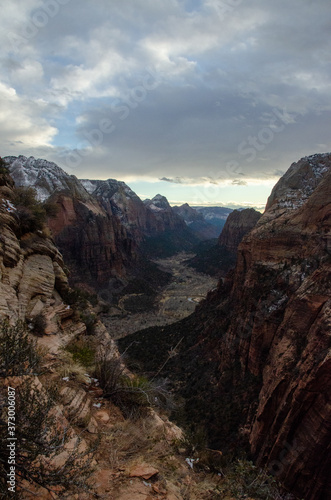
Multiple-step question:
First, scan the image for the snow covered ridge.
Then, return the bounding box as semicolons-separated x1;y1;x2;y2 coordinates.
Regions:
302;152;331;178
268;152;331;211
4;155;75;202
80;178;136;201
144;194;171;212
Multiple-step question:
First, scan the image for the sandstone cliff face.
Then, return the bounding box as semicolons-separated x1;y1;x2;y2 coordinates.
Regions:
119;153;331;500
49;193;136;288
81;178;157;242
218;207;262;252
195;154;331;498
0;177;68;325
5;156;140;290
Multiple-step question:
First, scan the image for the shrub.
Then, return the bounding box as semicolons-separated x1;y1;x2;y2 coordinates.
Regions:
11;186;46;235
0;157;9;175
31;313;47;336
0;320;96;497
62;287;98;309
94;354;174;418
80;311;97;335
57;351;90;384
222;459;281;499
42;199;59;218
0;378;96;497
65;339;96;368
0;320;41;377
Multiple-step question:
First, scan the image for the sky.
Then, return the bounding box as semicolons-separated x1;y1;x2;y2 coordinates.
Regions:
1;0;330;209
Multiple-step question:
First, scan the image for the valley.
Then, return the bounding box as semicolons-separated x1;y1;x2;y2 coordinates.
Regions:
102;252;218;339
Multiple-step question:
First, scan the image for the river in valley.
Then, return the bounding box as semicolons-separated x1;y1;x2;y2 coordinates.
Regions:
101;252;218;339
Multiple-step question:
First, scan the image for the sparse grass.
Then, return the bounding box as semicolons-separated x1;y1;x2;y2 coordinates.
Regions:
94;354;175;418
65;338;96;368
57;351;90;384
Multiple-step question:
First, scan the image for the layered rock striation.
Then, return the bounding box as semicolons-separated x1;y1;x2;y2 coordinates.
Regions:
0;172;68;325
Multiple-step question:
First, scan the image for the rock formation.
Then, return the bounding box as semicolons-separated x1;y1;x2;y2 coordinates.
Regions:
218;207;262;252
119;153;331;500
0;172;68;326
5;157;198;290
187;207;261;276
141;195;199;256
6;156;141;288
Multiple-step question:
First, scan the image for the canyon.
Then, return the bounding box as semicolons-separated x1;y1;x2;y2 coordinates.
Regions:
0;152;330;499
119;153;331;500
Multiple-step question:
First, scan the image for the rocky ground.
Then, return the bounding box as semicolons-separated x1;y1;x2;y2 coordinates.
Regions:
101;253;218;339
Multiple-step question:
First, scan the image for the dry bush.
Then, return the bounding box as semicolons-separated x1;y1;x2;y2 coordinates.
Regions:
57;351;90;384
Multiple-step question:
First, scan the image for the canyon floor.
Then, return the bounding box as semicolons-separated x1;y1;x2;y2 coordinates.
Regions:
102;252;218;340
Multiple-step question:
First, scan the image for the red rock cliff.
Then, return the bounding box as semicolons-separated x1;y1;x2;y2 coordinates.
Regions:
202;153;331;499
218;207;262;252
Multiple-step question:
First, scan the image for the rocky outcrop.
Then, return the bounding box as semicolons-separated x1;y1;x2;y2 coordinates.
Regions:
144;194;187;233
81;178;157;242
0;177;68;324
139;195;199;257
49;193;136;288
5;157;198;289
218;208;262;252
119;153;331;500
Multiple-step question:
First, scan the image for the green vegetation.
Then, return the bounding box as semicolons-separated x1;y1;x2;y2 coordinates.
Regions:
94;354;174;418
62;287;99;334
65;338;96;368
0;320;96;497
141;228;199;258
9;185;58;236
219;459;281;499
186;241;236;276
62;287;98;309
0;320;41;377
0;157;9;176
31;313;47;337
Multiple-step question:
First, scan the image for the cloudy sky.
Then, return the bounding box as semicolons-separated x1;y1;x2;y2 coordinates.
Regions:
1;0;330;208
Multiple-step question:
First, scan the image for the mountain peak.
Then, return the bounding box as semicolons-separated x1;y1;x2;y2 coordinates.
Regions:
4;155;88;201
144;194;171;212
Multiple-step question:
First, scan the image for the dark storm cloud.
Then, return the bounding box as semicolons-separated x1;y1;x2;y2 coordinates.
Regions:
1;0;330;185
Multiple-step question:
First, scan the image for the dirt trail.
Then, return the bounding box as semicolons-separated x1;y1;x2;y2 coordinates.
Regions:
102;252;218;339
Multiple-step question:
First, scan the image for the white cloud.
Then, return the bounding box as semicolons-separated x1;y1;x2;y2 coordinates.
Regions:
0;80;57;153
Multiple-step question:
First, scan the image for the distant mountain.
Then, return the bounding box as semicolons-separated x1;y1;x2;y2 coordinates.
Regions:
172;203;220;240
142;195;199;257
187;208;261;276
193;206;233;232
218;207;262;252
